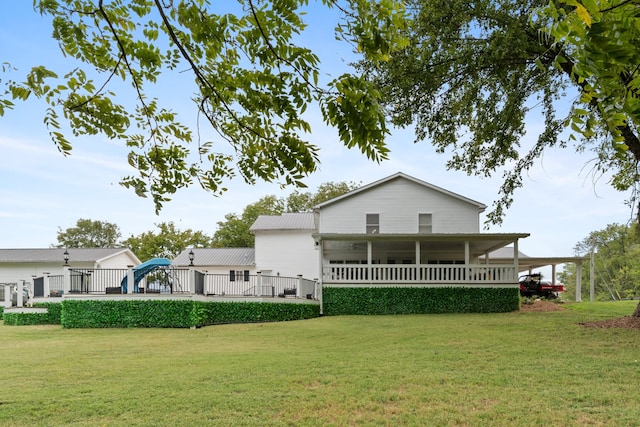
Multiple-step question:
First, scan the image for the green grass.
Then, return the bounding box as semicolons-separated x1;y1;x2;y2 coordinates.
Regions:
1;301;639;426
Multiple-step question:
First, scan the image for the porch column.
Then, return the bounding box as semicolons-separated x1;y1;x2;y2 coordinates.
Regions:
317;240;324;315
464;241;470;264
368;241;373;283
513;240;520;283
575;261;583;302
464;241;470;283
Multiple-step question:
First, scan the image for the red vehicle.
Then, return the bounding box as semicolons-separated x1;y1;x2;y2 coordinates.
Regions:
519;273;565;299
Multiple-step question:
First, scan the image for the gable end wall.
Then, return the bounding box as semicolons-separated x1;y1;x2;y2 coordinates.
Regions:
318;179;480;234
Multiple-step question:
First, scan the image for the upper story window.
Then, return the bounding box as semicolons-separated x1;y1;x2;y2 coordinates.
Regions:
419;213;432;234
366;213;379;234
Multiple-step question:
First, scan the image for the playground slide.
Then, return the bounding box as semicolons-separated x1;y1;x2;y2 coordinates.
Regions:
120;257;172;293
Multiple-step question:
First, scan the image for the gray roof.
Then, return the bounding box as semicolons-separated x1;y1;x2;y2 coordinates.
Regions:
483;247;530;259
314;172;487;211
0;248;135;263
250;212;316;232
174;248;255;267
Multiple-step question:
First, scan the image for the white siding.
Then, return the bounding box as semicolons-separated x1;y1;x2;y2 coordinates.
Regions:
0;261;94;284
0;251;139;284
96;252;139;268
318;178;480;234
254;230;319;279
0;262;59;284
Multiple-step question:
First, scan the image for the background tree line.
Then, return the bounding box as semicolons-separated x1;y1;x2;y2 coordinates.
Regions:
54;181;358;258
559;222;640;302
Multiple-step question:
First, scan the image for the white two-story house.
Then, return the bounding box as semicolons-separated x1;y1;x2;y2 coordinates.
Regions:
249;173;528;313
314;172;528;286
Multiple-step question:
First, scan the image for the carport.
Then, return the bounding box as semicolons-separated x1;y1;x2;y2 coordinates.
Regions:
483;248;590;301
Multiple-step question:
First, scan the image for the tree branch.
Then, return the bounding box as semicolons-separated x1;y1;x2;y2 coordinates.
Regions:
152;0;268;142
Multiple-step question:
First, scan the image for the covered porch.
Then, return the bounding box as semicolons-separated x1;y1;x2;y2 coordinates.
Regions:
315;233;530;285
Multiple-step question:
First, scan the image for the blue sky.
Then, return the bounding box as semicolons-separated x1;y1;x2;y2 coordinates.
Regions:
0;3;634;275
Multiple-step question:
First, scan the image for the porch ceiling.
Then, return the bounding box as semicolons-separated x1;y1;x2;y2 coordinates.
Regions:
314;233;530;257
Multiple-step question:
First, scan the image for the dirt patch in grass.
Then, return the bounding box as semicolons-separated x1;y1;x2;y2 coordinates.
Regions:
519;299;566;313
520;299;640;329
579;316;640;329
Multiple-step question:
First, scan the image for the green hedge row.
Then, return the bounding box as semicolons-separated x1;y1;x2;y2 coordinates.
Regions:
62;300;196;328
322;287;520;315
61;299;320;328
2;302;63;326
194;301;320;326
2;288;517;326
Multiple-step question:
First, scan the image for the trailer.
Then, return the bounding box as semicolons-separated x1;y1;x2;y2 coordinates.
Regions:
519;273;565;299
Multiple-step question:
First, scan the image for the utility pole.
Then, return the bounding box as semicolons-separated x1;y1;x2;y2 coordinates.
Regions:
590;240;595;302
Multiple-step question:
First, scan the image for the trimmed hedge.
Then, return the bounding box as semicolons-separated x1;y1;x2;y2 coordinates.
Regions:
60;299;320;328
61;299;196;328
2;302;62;326
2;287;516;327
194;301;321;326
322;287;520;315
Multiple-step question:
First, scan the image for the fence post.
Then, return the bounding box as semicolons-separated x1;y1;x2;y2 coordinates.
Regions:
256;271;262;297
188;267;195;294
127;266;135;294
257;271;262;297
43;273;50;298
15;280;24;307
63;266;71;295
2;284;11;308
297;275;302;298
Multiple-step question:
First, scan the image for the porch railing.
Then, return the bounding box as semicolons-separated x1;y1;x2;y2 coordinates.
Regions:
322;264;517;285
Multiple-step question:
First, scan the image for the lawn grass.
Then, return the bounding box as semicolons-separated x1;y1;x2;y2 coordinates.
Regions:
1;301;639;426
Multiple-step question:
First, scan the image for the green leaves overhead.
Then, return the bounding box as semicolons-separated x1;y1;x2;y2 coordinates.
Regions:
362;0;567;225
538;0;640;192
362;0;640;225
0;0;408;212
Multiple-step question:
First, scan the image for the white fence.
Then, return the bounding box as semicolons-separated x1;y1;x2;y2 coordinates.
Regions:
19;269;318;301
203;273;317;299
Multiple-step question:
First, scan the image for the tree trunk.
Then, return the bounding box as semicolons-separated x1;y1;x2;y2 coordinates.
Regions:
632;300;640;318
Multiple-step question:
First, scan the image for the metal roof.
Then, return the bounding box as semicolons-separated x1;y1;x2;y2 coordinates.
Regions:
250;212;316;232
174;248;255;267
483;248;588;271
483;247;530;259
0;248;136;263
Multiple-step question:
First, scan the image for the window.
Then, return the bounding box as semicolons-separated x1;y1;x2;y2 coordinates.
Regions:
230;270;250;282
366;213;379;234
419;213;432;234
